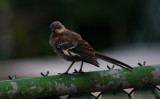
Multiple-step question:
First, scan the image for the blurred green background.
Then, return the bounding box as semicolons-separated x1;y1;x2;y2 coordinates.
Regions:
0;0;160;60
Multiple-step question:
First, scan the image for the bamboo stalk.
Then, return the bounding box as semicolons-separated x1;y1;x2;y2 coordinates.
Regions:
0;65;160;99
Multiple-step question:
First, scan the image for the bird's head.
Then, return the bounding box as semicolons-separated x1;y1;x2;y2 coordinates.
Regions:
50;21;65;34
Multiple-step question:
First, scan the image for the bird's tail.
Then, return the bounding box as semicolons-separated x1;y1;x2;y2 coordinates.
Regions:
95;52;133;71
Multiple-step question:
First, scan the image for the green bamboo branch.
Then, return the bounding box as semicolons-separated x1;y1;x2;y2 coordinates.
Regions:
0;64;160;99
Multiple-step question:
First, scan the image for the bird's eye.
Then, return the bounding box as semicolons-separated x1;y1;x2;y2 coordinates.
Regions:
57;26;61;29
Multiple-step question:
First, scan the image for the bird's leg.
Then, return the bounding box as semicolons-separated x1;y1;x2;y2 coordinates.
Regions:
63;61;75;74
79;61;84;73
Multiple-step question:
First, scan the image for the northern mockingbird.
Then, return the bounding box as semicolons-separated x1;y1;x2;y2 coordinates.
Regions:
49;21;132;74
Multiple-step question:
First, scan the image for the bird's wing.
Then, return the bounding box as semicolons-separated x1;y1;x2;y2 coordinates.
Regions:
56;37;94;57
56;37;99;66
69;40;95;58
56;36;78;56
69;40;99;66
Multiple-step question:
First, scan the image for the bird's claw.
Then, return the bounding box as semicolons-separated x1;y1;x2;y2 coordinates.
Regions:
78;69;85;73
73;69;84;74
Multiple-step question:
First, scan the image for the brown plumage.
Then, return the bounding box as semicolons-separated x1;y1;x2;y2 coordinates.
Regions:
49;21;133;74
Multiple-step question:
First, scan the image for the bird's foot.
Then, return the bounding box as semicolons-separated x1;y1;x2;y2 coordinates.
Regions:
73;69;84;74
73;69;85;74
78;69;85;73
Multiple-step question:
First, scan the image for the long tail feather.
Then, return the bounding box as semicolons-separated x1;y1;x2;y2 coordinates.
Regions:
95;52;133;71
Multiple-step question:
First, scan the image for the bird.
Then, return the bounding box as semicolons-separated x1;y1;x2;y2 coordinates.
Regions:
49;21;133;74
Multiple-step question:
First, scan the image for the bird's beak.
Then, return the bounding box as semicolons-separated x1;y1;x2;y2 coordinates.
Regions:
55;29;59;31
55;29;60;32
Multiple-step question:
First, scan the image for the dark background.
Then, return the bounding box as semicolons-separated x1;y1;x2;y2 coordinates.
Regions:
0;1;159;98
0;0;160;60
